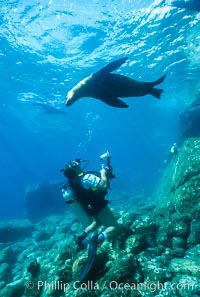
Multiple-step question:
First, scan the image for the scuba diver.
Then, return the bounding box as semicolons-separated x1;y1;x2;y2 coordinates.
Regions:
60;151;118;281
60;151;118;246
163;142;179;166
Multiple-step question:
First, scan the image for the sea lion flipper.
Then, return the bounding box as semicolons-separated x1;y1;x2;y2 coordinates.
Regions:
150;73;166;99
94;57;128;76
99;96;128;108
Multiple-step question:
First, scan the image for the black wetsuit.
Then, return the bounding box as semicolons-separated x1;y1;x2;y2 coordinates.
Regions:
68;171;109;216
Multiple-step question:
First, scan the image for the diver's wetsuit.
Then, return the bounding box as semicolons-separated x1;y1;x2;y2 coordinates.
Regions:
68;171;109;216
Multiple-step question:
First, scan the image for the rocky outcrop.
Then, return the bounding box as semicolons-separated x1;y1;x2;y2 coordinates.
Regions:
0;205;200;297
25;181;65;221
155;137;200;218
0;220;35;243
153;137;200;260
179;96;200;141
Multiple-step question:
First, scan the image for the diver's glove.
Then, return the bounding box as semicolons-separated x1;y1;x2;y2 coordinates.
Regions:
101;164;115;179
101;164;109;172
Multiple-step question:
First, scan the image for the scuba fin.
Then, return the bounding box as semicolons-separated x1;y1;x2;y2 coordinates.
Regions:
79;232;99;283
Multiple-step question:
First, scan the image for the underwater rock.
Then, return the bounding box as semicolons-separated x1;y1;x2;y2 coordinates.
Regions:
164;247;185;258
0;281;6;291
101;253;137;283
0;220;35;243
53;237;75;263
171;274;200;297
115;225;133;250
0;247;16;264
165;215;190;239
156;215;190;252
142;260;172;283
125;234;147;254
32;230;51;242
154;137;200;217
131;215;158;248
1;205;200;297
0;263;11;283
138;250;173;283
185;244;200;261
131;215;157;233
169;258;200;277
117;211;138;228
172;236;186;249
179;95;200;141
156;226;171;250
187;219;200;247
169;245;200;279
4;279;25;297
25;181;64;221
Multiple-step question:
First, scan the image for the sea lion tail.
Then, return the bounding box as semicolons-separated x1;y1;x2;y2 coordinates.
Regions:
152;73;166;87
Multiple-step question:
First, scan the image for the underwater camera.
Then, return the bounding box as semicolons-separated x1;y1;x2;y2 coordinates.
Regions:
100;150;111;160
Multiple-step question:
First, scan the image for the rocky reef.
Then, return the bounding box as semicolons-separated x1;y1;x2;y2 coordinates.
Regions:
179;92;200;142
1;137;200;297
155;137;200;218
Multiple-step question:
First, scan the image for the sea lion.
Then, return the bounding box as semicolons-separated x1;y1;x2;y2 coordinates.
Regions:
66;57;166;108
33;102;66;115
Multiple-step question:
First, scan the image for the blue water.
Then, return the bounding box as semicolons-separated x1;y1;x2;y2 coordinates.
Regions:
0;0;199;219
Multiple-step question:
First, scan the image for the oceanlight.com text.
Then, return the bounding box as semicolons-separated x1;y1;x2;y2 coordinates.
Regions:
107;280;199;292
